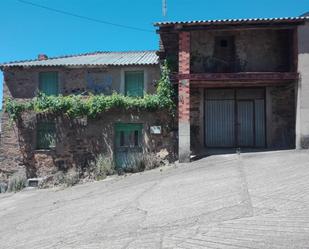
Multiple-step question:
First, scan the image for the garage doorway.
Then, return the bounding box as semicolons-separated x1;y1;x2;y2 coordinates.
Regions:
204;88;266;148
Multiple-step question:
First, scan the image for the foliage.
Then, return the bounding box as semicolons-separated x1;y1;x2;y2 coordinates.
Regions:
52;171;66;186
142;153;162;170
7;173;27;192
4;98;30;121
121;153;162;173
157;60;175;112
30;153;164;190
5;61;175;120
63;170;80;187
38;170;80;188
38;172;65;189
89;154;115;180
0;182;8;193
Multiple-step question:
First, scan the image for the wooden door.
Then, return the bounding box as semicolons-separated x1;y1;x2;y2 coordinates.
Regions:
114;123;143;169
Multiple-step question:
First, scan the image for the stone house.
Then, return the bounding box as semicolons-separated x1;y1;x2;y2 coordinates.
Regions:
0;51;176;178
1;16;309;180
155;16;309;162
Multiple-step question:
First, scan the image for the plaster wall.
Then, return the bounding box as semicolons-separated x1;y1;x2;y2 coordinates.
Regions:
297;22;309;148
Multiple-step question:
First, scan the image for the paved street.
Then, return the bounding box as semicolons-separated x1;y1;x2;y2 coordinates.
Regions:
1;150;309;248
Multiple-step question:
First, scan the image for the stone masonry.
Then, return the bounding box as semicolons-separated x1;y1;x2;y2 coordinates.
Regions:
0;65;177;179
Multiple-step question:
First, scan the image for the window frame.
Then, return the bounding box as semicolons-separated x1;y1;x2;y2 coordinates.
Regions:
38;71;59;96
115;123;143;148
36;121;56;150
124;70;145;97
121;68;147;96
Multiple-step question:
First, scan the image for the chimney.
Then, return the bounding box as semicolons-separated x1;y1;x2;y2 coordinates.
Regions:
38;54;48;61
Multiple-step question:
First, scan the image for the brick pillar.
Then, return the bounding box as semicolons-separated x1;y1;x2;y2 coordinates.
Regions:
178;31;191;162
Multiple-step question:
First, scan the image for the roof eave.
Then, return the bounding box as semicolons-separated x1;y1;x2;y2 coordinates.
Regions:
0;62;159;69
154;17;309;28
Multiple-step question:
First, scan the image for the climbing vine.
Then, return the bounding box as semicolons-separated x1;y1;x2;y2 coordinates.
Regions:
5;60;175;120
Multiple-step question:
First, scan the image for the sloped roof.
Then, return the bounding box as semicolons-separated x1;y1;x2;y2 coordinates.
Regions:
155;16;309;27
0;51;158;68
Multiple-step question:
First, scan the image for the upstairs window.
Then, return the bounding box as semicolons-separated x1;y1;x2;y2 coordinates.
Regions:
39;72;59;96
37;121;56;149
213;36;236;72
125;71;144;97
220;39;228;48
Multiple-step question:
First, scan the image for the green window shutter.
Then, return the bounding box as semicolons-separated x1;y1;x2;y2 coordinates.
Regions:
37;122;56;149
39;72;59;96
125;71;144;97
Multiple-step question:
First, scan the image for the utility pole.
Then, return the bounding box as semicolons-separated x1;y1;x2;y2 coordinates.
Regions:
162;0;167;18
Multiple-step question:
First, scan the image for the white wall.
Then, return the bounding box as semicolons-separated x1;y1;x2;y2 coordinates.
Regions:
297;22;309;148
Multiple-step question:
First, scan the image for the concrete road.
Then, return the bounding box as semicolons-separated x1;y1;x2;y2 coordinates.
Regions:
1;150;309;249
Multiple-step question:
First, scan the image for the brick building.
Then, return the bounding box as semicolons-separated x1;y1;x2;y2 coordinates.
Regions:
155;16;309;162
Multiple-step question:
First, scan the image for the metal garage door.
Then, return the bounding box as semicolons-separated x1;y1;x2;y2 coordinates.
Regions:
237;100;254;147
205;88;265;148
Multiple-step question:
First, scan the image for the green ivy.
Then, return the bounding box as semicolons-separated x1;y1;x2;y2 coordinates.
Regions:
5;60;175;120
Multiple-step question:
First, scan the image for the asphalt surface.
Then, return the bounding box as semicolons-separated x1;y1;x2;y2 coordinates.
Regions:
1;150;309;249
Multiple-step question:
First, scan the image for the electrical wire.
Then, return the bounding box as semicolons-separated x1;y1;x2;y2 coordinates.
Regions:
17;0;154;33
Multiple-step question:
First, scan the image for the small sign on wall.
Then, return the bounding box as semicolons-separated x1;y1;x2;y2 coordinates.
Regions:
150;126;162;134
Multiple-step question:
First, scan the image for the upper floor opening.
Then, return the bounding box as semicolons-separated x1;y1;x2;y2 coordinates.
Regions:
156;17;308;75
191;29;295;73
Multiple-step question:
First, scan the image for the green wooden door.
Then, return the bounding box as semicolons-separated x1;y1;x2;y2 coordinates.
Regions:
115;123;143;169
39;72;59;96
125;71;144;97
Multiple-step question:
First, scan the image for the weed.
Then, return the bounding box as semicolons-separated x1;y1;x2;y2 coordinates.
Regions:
7;173;27;192
0;182;8;193
63;170;80;187
122;153;162;173
89;154;115;180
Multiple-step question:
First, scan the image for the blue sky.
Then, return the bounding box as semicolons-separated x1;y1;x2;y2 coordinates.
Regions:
1;0;309;108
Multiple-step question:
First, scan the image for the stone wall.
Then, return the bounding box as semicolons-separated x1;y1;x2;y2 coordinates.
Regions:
0;81;25;180
3;65;159;98
159;32;179;72
0;112;24;180
266;84;296;149
189;85;296;154
13;110;176;178
191;29;292;73
0;65;173;180
190;87;203;155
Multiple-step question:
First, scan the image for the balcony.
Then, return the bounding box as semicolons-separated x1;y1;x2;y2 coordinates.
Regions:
176;72;299;88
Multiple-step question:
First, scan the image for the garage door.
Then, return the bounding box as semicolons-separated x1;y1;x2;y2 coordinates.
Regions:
205;88;265;148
